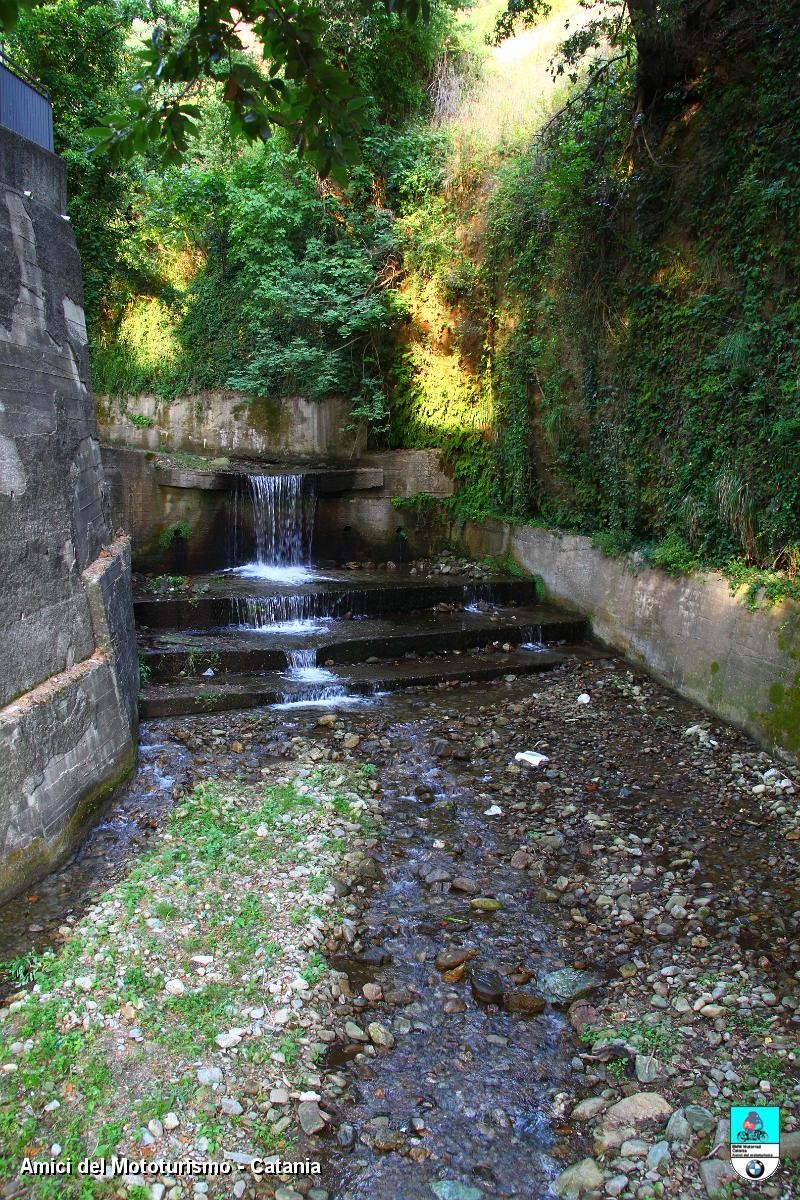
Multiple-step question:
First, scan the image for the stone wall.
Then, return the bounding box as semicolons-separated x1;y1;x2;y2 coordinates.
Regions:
0;127;137;903
455;519;800;762
97;391;366;463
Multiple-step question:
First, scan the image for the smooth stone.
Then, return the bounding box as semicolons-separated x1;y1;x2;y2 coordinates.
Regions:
435;948;476;971
554;1158;604;1198
430;1184;483;1200
470;968;504;1005
572;1097;608;1122
505;990;546;1015
367;1022;395;1050
603;1092;672;1129
451;877;481;894
470;897;502;912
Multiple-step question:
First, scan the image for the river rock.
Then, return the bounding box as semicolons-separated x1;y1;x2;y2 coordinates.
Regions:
215;1028;244;1049
470;897;502;912
665;1109;692;1143
470;968;504;1005
435;948;476;971
647;1140;671;1173
605;1177;628;1198
603;1092;673;1129
298;1101;326;1136
368;1022;395;1049
699;1160;737;1198
542;968;603;1006
337;1124;355;1149
684;1104;715;1133
430;1183;483;1200
553;1157;604;1198
451;876;480;894
372;1128;404;1152
571;1096;608;1122
505;990;545;1015
196;1067;223;1086
635;1052;661;1083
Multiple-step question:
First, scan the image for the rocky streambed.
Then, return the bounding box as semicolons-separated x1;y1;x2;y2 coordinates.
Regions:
1;651;799;1200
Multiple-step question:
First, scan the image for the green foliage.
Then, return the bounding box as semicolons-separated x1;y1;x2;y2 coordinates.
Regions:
647;533;702;577
484;4;800;566
724;559;800;611
387;1;799;575
157;520;191;550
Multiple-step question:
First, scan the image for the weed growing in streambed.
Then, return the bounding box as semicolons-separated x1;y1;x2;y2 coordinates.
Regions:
0;765;380;1192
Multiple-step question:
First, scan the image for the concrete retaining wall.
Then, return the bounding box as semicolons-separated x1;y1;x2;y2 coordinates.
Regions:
97;391;366;463
0;127;137;902
101;445;454;570
456;519;800;761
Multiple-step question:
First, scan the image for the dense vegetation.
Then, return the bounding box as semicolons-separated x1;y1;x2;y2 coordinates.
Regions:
388;0;800;581
8;0;799;581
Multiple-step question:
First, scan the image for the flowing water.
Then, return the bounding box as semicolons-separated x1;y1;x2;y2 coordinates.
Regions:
230;472;318;584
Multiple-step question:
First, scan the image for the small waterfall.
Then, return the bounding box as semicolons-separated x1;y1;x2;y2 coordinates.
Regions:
281;646;345;701
231;472;316;580
250;474;310;568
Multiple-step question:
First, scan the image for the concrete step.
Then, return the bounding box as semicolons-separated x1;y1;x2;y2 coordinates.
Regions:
139;646;569;719
139;606;585;684
134;575;541;631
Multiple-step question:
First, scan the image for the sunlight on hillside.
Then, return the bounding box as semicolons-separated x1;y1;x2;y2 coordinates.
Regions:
447;0;588;161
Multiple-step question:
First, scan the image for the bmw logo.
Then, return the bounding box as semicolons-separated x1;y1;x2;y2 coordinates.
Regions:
746;1160;766;1179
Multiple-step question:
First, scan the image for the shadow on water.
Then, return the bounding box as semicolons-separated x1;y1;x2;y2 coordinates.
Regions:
311;710;573;1200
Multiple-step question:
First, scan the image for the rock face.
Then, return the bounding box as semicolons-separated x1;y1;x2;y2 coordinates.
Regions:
0;126;137;901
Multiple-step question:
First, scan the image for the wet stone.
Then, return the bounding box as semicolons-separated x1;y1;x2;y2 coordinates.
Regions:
542;968;603;1006
505;990;546;1015
435;948;476;972
470;967;505;1005
430;1183;484;1200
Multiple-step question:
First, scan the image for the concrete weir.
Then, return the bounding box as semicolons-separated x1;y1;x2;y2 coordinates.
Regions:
0;127;137;902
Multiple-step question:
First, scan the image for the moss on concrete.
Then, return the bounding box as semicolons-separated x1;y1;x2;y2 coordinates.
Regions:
0;743;136;904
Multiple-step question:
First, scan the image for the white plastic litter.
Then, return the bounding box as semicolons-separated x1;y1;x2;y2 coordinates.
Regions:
203;667;215;676
514;751;549;768
577;693;591;705
484;804;503;816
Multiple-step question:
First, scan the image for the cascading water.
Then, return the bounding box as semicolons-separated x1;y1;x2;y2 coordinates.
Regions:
280;646;345;701
231;473;317;584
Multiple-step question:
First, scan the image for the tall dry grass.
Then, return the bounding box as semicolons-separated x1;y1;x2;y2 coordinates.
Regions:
443;0;590;172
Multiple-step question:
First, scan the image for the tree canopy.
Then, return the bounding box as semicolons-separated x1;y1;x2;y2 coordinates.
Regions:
0;0;432;175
